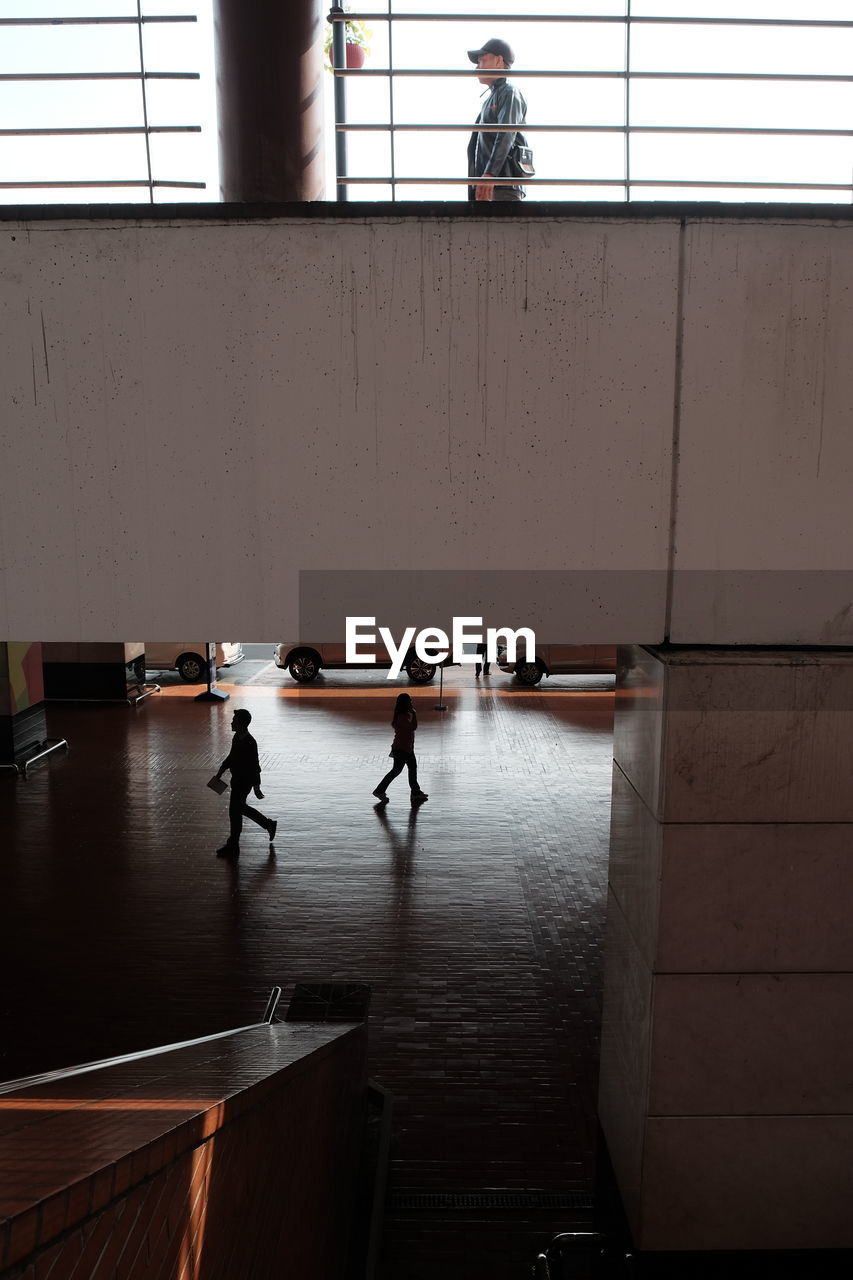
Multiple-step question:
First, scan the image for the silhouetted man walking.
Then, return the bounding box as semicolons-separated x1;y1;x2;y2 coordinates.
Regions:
216;708;277;857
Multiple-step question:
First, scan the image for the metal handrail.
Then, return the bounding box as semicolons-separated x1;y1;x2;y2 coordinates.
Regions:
0;126;201;136
0;181;205;189
262;985;283;1023
0;15;197;25
533;1231;633;1279
330;12;853;28
0;1023;262;1095
0;986;285;1095
0;735;69;776
332;69;853;82
336;177;853;192
365;1079;393;1280
328;7;853;204
0;72;199;81
337;124;853;137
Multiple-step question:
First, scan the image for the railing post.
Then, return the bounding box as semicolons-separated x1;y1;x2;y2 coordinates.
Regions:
330;5;349;201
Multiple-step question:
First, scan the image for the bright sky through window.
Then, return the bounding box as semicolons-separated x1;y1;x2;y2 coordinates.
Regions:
1;1;852;204
0;0;217;203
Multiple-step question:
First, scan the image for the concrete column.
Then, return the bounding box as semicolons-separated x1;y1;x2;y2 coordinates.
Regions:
599;644;853;1252
213;0;325;202
0;642;45;764
42;643;144;700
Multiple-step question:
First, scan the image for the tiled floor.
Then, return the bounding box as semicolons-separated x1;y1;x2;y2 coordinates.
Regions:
0;662;616;1277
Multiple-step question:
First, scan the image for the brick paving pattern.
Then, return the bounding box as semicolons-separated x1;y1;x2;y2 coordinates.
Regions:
0;664;615;1277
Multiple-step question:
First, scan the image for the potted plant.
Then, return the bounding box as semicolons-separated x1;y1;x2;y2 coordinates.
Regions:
324;16;372;69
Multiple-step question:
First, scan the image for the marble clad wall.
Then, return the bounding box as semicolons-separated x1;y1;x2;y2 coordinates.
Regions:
599;644;853;1251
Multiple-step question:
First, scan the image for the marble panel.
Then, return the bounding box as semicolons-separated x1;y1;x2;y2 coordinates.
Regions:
611;646;665;818
598;888;653;1237
648;974;853;1116
607;764;661;968
658;649;853;823
657;821;853;973
641;1115;853;1250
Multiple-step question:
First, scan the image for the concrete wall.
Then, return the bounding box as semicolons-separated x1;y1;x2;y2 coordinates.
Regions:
671;219;853;644
0;211;851;641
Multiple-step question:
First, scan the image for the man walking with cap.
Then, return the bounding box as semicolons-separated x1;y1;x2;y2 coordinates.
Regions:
467;37;528;202
215;708;277;857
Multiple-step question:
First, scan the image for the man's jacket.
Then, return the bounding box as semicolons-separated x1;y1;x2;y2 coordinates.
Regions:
221;732;262;787
467;77;528;190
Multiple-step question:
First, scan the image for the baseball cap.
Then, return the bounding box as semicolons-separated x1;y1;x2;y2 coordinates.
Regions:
467;37;515;67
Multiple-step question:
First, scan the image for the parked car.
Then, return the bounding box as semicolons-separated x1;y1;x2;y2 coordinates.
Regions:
274;641;439;684
498;643;617;686
144;642;244;683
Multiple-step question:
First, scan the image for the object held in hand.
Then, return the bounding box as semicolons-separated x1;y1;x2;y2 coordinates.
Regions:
207;776;227;795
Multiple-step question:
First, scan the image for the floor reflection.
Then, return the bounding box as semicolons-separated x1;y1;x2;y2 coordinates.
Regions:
1;669;616;1279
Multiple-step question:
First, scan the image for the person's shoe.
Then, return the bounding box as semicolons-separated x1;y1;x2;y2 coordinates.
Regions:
372;788;388;801
475;668;481;677
411;790;428;803
268;820;277;843
216;844;239;858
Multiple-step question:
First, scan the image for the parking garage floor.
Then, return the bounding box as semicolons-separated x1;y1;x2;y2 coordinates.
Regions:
0;661;616;1278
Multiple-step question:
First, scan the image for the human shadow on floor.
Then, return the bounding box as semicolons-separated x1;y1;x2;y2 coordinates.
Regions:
373;802;420;874
221;846;278;897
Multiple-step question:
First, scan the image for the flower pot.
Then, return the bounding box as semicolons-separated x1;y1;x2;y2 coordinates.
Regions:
345;41;366;68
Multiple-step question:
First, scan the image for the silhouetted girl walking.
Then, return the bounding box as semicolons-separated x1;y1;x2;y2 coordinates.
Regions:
373;693;428;803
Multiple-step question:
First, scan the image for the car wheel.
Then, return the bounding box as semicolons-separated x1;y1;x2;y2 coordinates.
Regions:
288;652;320;683
405;657;436;683
515;660;544;686
177;653;206;683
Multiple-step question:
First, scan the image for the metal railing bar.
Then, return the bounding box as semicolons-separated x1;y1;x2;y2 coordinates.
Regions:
135;0;153;203
0;179;206;189
331;11;853;28
0;14;196;24
333;69;853;82
625;0;632;200
608;126;853;137
0;987;285;1096
0;14;204;204
0;126;201;136
0;1022;265;1096
623;179;853;190
388;0;396;200
365;1080;393;1280
0;71;199;81
330;11;853;205
338;176;853;191
336;124;853;138
336;175;625;184
339;178;625;187
262;985;283;1023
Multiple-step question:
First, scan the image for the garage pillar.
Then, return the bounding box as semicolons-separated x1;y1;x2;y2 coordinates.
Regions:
0;643;46;765
41;643;144;701
599;644;853;1253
